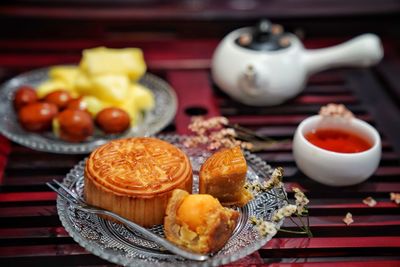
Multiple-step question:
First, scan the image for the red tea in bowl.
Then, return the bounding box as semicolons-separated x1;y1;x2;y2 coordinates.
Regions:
305;128;371;153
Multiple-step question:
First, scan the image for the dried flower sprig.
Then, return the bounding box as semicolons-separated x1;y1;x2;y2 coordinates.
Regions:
249;216;277;237
184;116;288;151
247;167;313;238
184;116;252;150
363;197;377;207
319;103;354;119
294;187;310;214
390;193;400;205
343;212;354;226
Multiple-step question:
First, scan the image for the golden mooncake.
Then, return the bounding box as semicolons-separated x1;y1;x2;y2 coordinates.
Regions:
84;137;193;227
199;146;252;207
164;189;239;254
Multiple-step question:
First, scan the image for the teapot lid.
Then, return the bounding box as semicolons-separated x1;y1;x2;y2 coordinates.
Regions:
235;20;291;51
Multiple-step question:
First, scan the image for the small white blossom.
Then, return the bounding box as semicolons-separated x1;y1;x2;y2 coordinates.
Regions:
319;103;354;119
390;193;400;205
257;221;277;237
249;216;259;225
240;142;254;150
362;197;377;207
283;204;297;216
272;204;297;222
220;128;236;137
272;209;284;222
263;180;275;190
249;217;278;237
293;187;310;214
343;212;354;226
263;167;284;190
207;141;222;151
271;167;284;181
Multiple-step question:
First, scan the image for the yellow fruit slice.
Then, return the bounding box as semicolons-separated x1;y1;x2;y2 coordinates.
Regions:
81;96;110;117
74;71;92;96
130;84;155;111
49;66;79;88
80;47;146;80
36;80;78;98
117;91;139;126
90;74;130;104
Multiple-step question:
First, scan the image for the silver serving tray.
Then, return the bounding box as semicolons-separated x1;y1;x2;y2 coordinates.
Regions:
57;135;286;266
0;67;177;154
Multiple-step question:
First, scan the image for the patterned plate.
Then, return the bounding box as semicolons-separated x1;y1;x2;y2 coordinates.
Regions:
57;135;287;266
0;67;177;154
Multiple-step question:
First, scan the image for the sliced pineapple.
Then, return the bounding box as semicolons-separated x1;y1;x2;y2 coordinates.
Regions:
81;96;111;117
49;66;79;88
73;71;92;96
117;89;139;126
90;74;130;105
37;80;78;98
80;47;146;80
130;84;155;111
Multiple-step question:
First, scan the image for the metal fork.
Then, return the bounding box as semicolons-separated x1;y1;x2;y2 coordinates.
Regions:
46;179;209;262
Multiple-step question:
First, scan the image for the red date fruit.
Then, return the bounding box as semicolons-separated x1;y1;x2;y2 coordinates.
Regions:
13;86;38;110
95;107;130;134
56;109;94;142
66;98;88;112
18;102;58;132
44;90;72;110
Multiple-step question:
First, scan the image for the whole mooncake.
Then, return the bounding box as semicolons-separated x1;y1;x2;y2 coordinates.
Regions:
84;137;193;227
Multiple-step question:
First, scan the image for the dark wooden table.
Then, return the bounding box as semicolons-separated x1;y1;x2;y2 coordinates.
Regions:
0;2;400;266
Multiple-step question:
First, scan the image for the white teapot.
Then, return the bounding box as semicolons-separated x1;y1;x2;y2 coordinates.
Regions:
211;20;383;106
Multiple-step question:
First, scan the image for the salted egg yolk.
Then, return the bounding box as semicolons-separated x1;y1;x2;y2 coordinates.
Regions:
177;194;221;232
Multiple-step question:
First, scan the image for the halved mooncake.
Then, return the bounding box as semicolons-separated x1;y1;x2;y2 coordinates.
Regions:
199;146;252;207
164;189;239;254
84;137;193;227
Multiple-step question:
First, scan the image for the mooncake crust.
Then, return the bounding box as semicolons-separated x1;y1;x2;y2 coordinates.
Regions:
199;146;252;207
85;137;192;196
84;137;193;227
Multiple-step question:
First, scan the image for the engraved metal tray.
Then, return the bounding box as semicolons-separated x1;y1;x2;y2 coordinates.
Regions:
0;67;177;154
56;135;287;266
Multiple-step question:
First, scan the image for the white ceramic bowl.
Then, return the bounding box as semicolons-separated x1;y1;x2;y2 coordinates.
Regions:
293;115;381;186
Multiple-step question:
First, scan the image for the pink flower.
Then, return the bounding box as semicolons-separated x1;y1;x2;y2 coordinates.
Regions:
362;197;377;207
390;193;400;205
343;212;354;226
319;103;354;119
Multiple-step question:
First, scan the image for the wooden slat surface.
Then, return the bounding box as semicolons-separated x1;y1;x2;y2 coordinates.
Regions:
0;28;400;267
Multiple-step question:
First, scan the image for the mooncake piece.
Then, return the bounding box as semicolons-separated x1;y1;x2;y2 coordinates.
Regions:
164;189;239;254
84;137;193;227
199;146;252;207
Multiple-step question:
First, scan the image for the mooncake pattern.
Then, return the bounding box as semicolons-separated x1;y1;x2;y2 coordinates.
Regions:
84;137;193;226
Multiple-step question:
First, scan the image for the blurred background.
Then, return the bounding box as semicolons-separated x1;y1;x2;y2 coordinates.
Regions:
1;0;399;39
1;2;400;266
2;0;399;137
0;0;399;71
1;0;400;147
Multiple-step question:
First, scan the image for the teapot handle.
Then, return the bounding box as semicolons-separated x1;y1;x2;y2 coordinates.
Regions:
302;34;383;76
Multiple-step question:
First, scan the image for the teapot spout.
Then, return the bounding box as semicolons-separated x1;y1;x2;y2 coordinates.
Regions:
302;34;383;76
